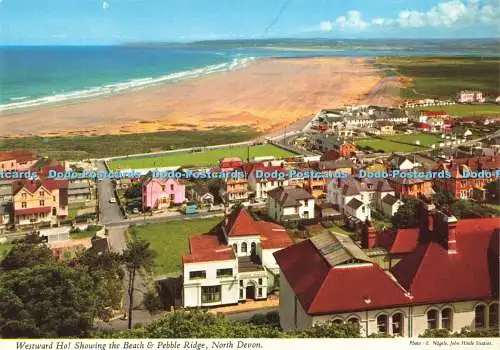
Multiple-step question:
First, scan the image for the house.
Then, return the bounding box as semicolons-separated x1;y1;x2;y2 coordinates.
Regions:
274;203;499;336
433;156;500;199
68;180;93;202
187;182;215;206
387;155;420;171
182;207;293;307
216;173;249;203
418;111;448;123
0;150;37;172
380;194;403;217
457;90;485;103
248;164;289;201
220;157;243;169
141;173;186;211
327;176;394;223
318;159;355;175
12;179;68;228
267;186;315;223
375;122;395;135
389;177;434;199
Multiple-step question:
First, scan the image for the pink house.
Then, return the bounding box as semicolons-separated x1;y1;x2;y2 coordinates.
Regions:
142;174;186;211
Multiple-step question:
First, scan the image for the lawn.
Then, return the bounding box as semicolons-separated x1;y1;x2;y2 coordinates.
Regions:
383;134;442;147
109;144;296;170
130;216;222;276
418;104;500;117
68;202;86;219
356;138;423;153
376;57;500;99
0;243;13;260
0;127;260;161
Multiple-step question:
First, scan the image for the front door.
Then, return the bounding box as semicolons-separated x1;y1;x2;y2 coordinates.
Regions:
245;285;255;300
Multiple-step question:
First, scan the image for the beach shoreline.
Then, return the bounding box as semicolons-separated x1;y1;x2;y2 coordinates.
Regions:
0;57;400;138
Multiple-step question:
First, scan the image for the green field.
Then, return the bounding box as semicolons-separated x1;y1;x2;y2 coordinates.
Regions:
131;217;222;276
419;104;500;117
109;144;296;170
0;127;260;161
357;133;442;153
0;243;13;260
376;57;500;99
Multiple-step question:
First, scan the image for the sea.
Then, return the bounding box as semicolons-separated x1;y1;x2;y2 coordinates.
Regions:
1;39;498;112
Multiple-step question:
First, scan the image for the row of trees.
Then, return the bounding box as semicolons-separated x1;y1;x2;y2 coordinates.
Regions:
0;233;156;338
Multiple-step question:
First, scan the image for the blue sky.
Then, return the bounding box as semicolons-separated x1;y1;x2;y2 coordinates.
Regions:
0;0;498;44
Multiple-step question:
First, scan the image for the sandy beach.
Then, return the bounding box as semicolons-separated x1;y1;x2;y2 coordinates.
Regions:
0;57;401;138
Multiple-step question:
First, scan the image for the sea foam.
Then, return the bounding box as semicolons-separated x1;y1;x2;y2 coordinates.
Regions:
0;56;257;112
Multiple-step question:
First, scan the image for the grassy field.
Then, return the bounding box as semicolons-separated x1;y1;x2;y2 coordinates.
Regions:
109;144;296;170
0;243;13;260
0;127;260;161
357;133;442;152
131;216;222;276
376;57;500;99
418;104;500;117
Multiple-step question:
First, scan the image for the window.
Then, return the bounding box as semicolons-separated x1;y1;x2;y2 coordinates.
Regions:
347;317;359;325
392;313;403;336
169;194;174;200
489;304;498;329
201;286;221;304
40;200;45;206
232;244;238;253
170;184;174;191
258;278;262;286
21;202;27;208
239;289;244;299
475;305;486;329
241;242;247;253
427;309;438;329
216;268;233;278
239;280;243;287
21;193;27;199
161;185;165;192
258;288;262;297
441;308;452;330
377;315;388;334
251;242;257;256
332;319;343;325
189;270;206;280
39;191;44;197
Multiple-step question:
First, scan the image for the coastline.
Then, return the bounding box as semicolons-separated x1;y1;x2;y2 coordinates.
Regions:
0;57;396;138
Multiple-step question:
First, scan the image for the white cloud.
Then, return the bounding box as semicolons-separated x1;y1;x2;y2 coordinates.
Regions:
316;0;499;33
102;1;109;10
334;10;369;31
319;21;334;32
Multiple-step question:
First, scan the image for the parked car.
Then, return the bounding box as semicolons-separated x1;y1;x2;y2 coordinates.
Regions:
183;202;199;215
132;207;139;214
109;197;117;203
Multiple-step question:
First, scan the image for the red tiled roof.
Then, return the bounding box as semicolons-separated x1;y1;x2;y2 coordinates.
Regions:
0;150;35;163
422;111;447;117
391;218;499;304
12;179;68;195
377;228;420;254
274;240;411;315
224;207;260;237
15;206;52;216
182;234;235;264
255;221;293;249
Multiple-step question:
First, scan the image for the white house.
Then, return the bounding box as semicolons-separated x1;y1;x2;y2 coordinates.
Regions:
267;186;315;223
326;177;394;222
248;164;289;201
274;211;499;337
457;90;485;103
182;207;293;308
387;155;421;171
380;193;403;216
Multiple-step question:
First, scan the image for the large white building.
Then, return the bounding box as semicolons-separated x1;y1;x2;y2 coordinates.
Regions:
267;186;315;223
274;207;499;337
457;90;485;103
182;207;293;308
248;164;289;201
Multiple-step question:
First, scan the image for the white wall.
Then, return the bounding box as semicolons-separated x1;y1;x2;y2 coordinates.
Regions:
227;235;261;258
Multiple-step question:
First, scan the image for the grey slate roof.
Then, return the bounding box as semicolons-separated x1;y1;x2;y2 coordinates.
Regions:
267;186;313;207
346;198;364;210
310;231;371;267
382;194;399;205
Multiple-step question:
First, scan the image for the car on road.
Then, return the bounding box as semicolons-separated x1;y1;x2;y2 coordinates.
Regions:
109;197;117;203
132;207;139;214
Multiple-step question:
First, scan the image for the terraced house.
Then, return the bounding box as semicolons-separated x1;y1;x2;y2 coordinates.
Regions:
182;207;293;307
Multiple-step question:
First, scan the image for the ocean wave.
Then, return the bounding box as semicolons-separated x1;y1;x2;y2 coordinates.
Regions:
0;56;257;112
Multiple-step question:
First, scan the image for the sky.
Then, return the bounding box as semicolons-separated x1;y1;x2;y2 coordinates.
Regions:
0;0;498;44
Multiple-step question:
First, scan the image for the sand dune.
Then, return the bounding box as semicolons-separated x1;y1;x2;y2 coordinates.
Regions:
0;57;398;137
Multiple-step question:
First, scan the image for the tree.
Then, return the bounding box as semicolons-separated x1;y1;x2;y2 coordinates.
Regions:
392;196;420;228
124;183;142;199
77;249;124;316
0;264;97;338
450;200;498;219
1;235;54;270
432;189;454;206
420;326;499;338
485;180;500;204
121;239;156;329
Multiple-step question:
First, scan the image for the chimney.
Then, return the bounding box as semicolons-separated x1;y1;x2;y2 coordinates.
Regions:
418;201;435;244
362;220;377;249
433;210;458;254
